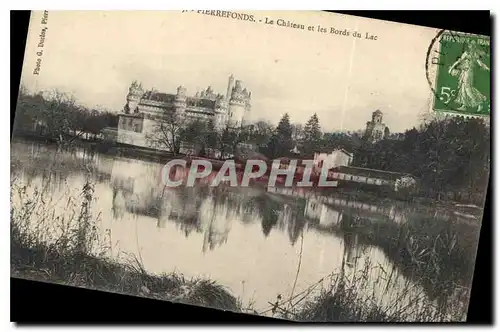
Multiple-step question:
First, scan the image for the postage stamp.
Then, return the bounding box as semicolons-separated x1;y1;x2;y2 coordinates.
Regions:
426;31;490;117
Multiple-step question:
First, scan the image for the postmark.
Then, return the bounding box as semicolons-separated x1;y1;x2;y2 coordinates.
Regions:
425;29;490;117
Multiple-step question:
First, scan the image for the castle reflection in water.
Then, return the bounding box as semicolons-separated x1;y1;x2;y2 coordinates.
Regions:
11;141;460;271
11;141;473;317
106;155;410;264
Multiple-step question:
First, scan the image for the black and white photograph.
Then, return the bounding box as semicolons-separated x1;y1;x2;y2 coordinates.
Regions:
10;10;491;322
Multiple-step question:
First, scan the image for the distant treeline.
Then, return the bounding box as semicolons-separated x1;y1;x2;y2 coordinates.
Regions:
13;87;119;142
352;116;490;203
148;111;366;160
13;87;490;203
178;112;490;203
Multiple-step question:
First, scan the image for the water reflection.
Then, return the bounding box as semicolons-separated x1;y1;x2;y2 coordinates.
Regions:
106;171;409;254
343;232;364;268
10;141;471;315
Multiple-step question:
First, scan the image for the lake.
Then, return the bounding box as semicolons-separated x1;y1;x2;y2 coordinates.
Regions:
10;140;475;319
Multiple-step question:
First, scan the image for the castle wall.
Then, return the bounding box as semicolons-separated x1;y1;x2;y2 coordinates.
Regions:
120;76;251;151
365;111;387;142
228;102;245;128
117;116;171;152
214;112;228;130
139;102;174;115
117;128;148;148
367;122;386;140
118;114;144;133
127;98;140;112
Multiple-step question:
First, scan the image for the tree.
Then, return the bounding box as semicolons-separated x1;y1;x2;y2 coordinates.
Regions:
275;113;293;145
265;113;293;158
146;112;188;155
291;123;304;140
181;119;206;147
41;90;89;144
13;87;43;133
251;120;274;148
384;126;390;139
202;119;219;153
14;87;120;143
302;113;322;156
350;116;490;203
216;127;240;159
320;131;362;154
228;126;256;156
291;123;304;147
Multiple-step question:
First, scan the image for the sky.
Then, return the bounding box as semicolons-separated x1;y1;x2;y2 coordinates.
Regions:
21;11;441;133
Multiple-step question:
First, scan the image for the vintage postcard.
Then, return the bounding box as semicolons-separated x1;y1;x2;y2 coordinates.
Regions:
11;11;490;322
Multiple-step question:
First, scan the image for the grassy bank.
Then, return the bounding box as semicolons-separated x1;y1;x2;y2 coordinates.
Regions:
261;257;468;322
337;211;479;299
10;178;241;313
10;173;469;322
11;235;240;312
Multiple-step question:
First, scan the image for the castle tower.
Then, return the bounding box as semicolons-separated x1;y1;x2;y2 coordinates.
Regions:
365;109;387;142
228;80;249;128
125;80;144;113
205;86;216;100
372;109;383;123
174;85;187;114
226;75;235;103
214;94;228;130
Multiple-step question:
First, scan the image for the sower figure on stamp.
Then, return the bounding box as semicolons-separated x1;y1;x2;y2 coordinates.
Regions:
448;42;490;112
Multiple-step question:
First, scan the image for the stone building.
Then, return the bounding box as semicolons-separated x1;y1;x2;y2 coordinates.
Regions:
313;149;353;170
364;110;389;142
116;74;251;150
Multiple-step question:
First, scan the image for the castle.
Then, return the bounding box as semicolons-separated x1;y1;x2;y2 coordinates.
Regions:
116;75;251;150
364;110;389;142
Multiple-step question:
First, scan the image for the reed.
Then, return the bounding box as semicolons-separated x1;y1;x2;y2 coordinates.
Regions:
261;258;468;322
9;174;472;322
339;211;479;298
10;177;240;312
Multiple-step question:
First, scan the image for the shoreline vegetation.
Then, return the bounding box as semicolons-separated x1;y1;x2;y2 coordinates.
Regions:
11;87;486;322
10;135;487;211
10;171;470;322
14;87;490;206
10;177;242;313
11;244;242;313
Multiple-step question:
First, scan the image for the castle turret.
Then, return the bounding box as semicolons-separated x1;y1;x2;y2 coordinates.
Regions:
372;109;383;123
365;109;387;142
228;80;250;128
205;86;216;100
125;80;144;113
175;86;187;114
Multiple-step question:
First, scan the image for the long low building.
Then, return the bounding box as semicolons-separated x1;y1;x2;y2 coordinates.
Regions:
329;166;417;192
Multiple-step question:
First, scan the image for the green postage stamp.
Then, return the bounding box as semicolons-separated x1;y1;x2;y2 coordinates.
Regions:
432;32;490;117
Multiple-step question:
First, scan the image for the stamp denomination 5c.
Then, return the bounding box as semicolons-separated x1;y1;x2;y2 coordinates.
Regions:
427;31;490;117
